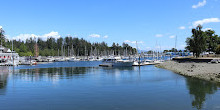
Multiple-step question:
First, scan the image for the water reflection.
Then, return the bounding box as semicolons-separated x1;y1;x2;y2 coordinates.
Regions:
186;77;220;110
0;67;9;95
18;67;87;75
1;66;220;110
13;67;90;80
13;67;135;81
100;67;137;81
101;67;135;74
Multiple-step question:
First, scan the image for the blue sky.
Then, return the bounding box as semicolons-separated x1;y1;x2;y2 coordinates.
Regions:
0;0;220;50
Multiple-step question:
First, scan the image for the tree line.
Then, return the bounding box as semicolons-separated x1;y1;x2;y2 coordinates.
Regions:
0;28;137;57
186;25;220;57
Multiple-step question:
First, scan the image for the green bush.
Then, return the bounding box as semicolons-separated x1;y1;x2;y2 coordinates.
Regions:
215;45;220;54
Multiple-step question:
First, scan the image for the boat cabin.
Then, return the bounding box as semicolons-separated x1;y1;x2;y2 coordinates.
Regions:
0;46;19;61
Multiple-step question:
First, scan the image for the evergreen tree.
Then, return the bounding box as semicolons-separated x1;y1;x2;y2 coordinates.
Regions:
186;25;207;57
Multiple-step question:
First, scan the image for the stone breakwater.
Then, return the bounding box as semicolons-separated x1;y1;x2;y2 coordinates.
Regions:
156;61;220;83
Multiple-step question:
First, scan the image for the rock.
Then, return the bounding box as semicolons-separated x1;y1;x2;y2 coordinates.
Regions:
156;61;220;83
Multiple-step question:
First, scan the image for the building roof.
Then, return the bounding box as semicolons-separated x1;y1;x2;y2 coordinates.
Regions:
0;46;10;53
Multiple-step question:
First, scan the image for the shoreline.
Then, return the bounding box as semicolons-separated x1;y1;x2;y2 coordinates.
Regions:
156;61;220;83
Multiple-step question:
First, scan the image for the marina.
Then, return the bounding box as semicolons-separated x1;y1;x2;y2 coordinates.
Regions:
1;62;220;110
0;45;171;66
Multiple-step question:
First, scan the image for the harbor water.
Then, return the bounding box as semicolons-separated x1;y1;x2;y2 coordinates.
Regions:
0;61;220;110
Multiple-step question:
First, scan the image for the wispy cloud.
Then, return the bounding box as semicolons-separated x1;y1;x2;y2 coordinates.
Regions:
192;0;207;9
155;34;163;37
0;25;2;29
193;18;220;27
89;34;101;38
179;26;186;30
89;34;109;39
124;40;145;50
124;40;144;44
103;35;108;38
43;31;60;39
11;31;61;41
169;35;176;39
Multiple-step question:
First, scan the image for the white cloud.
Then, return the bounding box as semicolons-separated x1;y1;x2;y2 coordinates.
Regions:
193;18;220;27
192;0;207;9
124;40;144;44
202;28;212;31
12;31;61;41
89;34;101;38
89;34;109;39
155;34;163;37
43;31;61;39
124;40;135;44
169;35;176;39
103;35;108;38
179;26;186;30
124;40;145;50
13;34;36;41
0;26;2;29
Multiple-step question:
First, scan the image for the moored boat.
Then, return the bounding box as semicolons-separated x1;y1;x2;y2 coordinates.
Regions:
99;57;133;67
143;59;155;65
0;46;20;66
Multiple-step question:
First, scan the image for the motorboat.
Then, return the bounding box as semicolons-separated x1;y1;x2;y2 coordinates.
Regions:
143;59;155;65
153;60;164;64
132;60;145;66
99;57;133;67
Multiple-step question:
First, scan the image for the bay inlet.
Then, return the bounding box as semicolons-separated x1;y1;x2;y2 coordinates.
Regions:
0;61;220;110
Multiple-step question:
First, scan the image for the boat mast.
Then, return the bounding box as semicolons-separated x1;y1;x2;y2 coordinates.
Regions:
12;39;14;66
68;46;69;57
71;45;74;56
35;38;38;57
174;35;177;56
175;35;177;51
136;41;138;55
90;46;93;56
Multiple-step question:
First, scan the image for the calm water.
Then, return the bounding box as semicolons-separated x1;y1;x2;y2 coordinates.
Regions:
0;61;220;110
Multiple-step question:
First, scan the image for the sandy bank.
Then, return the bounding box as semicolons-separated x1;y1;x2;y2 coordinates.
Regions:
156;61;220;83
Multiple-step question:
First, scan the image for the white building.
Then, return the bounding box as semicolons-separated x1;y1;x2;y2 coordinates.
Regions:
0;46;19;65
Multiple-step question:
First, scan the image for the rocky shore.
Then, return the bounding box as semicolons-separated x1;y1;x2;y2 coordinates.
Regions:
156;61;220;83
